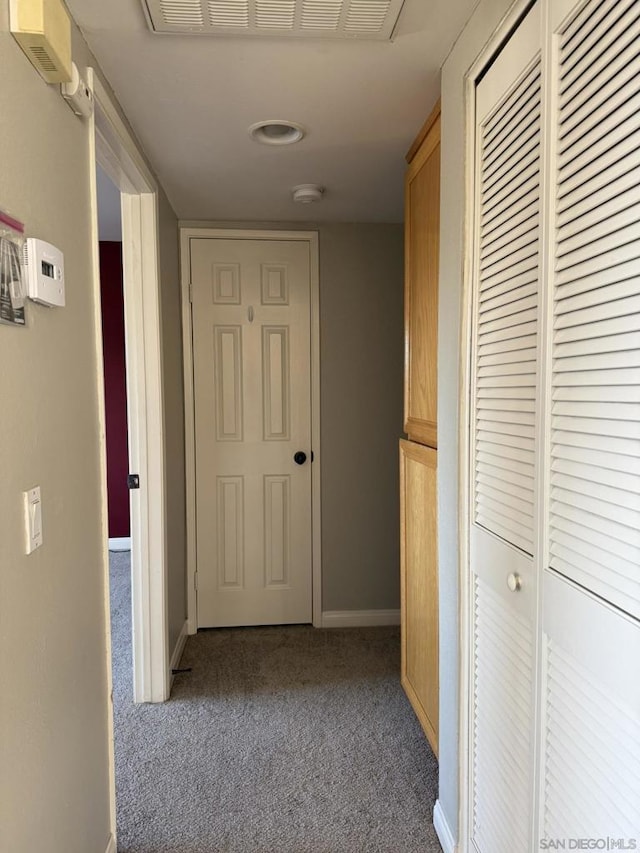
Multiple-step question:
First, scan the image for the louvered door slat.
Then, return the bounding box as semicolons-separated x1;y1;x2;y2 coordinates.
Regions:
560;44;640;141
482;301;538;333
480;229;539;271
476;386;530;400
477;473;534;505
482;143;540;207
552;485;640;532
558;169;640;233
555;315;640;344
482;63;540;143
552;469;640;514
561;3;640;99
557;183;640;239
560;104;640;188
557;202;640;260
483;118;539;185
552;497;640;548
549;683;640;774
479;304;538;333
558;130;639;204
542;573;640;841
472;576;533;852
555;287;640;324
482;188;538;237
560;0;636;77
480;270;538;305
561;85;640;166
478;352;537;372
483;214;539;264
481;151;540;215
553;426;639;455
552;442;640;475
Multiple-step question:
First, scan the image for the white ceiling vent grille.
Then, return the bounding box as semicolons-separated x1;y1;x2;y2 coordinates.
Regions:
142;0;405;39
160;0;204;26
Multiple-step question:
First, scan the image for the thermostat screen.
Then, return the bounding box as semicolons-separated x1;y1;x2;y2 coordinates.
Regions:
41;260;55;278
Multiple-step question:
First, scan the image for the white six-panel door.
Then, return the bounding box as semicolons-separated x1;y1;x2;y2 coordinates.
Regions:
190;237;312;628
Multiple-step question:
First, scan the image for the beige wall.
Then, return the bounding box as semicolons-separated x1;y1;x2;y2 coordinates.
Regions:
318;223;404;611
438;0;518;840
0;11;185;852
182;221;404;614
0;23;112;853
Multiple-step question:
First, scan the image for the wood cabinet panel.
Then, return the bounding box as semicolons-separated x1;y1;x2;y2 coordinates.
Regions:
404;105;440;448
400;439;438;756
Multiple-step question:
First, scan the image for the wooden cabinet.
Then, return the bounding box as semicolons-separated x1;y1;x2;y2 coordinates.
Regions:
400;439;438;755
404;104;440;448
400;102;440;757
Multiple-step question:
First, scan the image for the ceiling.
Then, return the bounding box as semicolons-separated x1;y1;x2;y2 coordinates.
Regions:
68;0;479;223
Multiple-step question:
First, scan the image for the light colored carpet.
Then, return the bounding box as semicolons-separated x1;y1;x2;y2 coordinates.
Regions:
109;552;441;853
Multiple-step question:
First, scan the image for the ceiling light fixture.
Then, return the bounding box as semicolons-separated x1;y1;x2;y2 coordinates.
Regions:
292;184;324;204
249;120;305;146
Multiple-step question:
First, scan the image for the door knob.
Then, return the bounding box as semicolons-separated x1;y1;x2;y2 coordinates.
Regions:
507;573;522;592
293;451;307;465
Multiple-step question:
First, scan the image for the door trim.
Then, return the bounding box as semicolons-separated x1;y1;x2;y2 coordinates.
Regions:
180;228;322;631
89;70;169;709
456;2;538;850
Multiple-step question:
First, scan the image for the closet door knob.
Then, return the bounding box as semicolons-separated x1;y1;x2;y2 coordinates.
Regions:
293;451;307;465
507;573;522;593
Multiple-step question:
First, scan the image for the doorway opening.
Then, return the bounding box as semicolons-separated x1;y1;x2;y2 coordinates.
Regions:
89;67;170;839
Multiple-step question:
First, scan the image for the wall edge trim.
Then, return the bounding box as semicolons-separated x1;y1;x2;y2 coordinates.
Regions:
320;609;400;628
108;537;132;552
434;800;457;853
169;620;189;678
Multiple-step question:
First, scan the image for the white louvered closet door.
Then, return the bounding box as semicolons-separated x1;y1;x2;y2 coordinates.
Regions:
469;5;542;851
540;0;640;842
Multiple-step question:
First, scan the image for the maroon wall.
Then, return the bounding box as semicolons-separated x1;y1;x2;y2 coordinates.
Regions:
99;242;130;539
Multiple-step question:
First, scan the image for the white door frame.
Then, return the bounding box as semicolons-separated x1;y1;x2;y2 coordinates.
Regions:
456;1;538;849
180;227;322;631
88;71;169;705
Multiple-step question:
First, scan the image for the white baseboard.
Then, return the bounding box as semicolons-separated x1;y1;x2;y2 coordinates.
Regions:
434;800;457;853
169;619;189;681
321;609;400;628
105;834;116;853
108;537;131;551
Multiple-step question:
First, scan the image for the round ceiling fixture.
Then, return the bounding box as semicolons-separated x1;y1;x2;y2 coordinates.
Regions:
249;120;306;146
292;184;324;204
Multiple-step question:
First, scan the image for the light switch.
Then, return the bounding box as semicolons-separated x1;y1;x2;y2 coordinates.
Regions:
24;487;43;554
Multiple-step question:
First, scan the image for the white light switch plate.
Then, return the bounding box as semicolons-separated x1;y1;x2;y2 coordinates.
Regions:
24;487;43;554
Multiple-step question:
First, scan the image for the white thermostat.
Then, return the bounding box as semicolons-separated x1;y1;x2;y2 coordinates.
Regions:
23;238;65;307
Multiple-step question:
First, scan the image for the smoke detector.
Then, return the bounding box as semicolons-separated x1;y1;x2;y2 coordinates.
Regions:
292;184;324;204
249;120;305;145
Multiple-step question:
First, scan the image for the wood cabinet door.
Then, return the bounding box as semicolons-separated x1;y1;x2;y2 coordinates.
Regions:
404;106;440;448
400;439;438;756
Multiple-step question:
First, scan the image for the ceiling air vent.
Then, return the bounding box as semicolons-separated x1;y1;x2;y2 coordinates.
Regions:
141;0;406;39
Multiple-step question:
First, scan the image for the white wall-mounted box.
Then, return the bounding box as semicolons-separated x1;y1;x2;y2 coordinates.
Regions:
23;238;65;307
9;0;72;84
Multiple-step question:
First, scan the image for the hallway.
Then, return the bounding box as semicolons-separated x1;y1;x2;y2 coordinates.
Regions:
109;555;440;852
